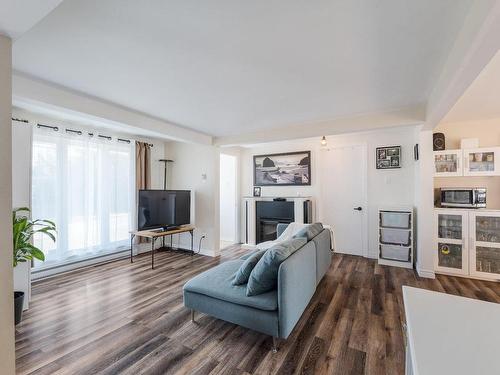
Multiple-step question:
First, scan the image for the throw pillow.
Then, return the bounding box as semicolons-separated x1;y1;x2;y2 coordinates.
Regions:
246;237;307;296
232;250;266;285
292;222;323;241
240;250;259;261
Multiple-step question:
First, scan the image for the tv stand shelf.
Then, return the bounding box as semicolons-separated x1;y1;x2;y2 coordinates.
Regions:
130;225;195;269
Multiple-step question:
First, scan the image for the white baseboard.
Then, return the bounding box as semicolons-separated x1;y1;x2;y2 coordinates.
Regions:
32;250;129;280
416;267;436;279
198;248;217;257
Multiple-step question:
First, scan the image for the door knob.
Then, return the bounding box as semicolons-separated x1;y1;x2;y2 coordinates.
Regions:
354;207;362;211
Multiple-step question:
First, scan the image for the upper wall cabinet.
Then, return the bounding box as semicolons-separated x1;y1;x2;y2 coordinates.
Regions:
434;147;500;177
463;147;500;176
434;150;462;177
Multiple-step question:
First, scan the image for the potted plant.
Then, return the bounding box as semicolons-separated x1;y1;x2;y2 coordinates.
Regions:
13;207;56;325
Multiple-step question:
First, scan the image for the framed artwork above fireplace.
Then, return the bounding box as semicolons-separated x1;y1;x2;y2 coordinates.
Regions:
253;151;311;186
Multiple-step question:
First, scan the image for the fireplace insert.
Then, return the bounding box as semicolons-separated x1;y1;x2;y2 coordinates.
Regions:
255;201;294;244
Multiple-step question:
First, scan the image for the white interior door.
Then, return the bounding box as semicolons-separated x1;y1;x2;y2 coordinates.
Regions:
321;144;367;256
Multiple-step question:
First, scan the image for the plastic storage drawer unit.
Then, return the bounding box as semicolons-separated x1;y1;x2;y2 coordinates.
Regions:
380;211;411;229
380;244;411;262
380;228;411;246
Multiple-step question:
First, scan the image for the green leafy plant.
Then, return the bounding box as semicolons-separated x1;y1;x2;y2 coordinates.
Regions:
12;207;56;267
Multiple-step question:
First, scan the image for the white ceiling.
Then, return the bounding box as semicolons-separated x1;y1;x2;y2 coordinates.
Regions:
0;0;64;39
442;50;500;123
12;0;473;137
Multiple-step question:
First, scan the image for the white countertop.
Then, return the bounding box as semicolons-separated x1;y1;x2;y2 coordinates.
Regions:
403;286;500;375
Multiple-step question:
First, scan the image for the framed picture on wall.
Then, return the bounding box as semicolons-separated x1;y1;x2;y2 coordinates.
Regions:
376;146;401;169
253;151;311;186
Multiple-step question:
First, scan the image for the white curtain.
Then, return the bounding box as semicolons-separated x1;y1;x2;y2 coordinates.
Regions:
31;127;135;268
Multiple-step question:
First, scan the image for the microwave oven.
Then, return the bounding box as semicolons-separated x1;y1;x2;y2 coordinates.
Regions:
440;188;487;208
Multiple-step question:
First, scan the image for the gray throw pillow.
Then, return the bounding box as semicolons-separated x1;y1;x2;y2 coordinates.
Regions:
246;237;307;296
293;223;323;241
240;250;260;260
232;250;266;285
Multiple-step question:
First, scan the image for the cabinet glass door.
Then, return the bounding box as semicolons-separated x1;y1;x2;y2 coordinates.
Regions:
435;211;468;275
437;243;463;269
475;216;500;243
472;215;500;279
438;214;463;240
464;147;500;176
475;247;500;275
434;150;462;177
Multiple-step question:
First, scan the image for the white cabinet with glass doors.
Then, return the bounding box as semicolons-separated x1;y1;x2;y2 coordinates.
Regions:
463;147;500;176
433;147;500;177
434;210;469;276
433;150;463;177
470;211;500;281
435;209;500;281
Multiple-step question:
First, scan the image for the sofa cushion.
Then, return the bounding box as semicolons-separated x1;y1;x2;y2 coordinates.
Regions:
246;237;307;296
292;223;323;241
183;260;277;311
240;250;259;260
232;250;266;285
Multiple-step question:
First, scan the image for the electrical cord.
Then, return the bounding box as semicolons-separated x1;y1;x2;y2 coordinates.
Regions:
197;235;206;254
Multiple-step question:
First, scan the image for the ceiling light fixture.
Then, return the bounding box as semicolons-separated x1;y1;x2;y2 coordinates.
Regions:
320;136;327;147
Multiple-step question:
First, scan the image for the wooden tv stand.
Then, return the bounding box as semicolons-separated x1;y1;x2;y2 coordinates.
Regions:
130;225;195;269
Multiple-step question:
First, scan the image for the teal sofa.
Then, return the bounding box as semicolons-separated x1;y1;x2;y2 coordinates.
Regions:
183;224;332;351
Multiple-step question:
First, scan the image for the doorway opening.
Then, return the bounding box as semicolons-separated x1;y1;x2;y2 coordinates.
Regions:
220;153;238;249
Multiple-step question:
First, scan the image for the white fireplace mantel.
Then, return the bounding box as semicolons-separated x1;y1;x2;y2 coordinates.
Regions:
243;196;314;246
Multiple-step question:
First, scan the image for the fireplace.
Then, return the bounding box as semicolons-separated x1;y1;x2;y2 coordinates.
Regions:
255;201;294;244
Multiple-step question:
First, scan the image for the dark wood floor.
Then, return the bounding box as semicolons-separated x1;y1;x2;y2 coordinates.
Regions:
16;247;500;375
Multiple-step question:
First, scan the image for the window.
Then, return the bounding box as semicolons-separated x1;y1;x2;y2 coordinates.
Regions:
31;128;135;269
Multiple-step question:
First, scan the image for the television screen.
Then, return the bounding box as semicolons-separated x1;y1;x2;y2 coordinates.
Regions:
138;190;191;230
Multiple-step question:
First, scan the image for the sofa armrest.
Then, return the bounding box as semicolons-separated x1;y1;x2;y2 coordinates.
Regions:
311;229;333;284
276;223;289;238
277;241;316;339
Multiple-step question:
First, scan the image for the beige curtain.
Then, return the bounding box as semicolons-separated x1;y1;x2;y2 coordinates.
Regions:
136;141;151;190
136;142;151;240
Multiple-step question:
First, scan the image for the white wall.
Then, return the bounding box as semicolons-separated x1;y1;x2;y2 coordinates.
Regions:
12;120;32;309
165;141;220;256
240;125;419;258
220;154;237;243
0;34;16;375
415;128;435;277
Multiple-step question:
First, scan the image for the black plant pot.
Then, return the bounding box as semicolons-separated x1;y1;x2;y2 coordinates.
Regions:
14;291;24;325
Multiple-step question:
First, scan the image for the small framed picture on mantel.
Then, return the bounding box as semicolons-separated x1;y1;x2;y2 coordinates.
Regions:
253;186;261;197
376;146;401;169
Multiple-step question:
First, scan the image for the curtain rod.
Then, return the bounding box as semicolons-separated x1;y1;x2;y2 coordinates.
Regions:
12;117;29;123
36;123;153;147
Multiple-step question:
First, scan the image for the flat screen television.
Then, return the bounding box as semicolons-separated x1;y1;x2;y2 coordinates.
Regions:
138;190;191;230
